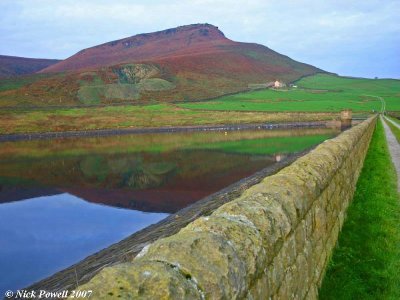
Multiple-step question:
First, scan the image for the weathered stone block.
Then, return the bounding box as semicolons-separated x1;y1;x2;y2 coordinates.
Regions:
304;210;314;239
182;214;265;281
303;240;315;283
294;220;306;254
137;231;247;299
263;174;313;219
212;195;290;258
280;234;297;268
279;164;321;199
247;271;271;300
305;284;318;300
295;252;309;298
270;251;285;292
282;265;296;298
314;203;327;241
74;261;203;299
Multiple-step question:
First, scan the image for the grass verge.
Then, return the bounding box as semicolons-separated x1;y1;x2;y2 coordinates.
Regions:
386;118;400;144
319;119;400;299
387;116;400;124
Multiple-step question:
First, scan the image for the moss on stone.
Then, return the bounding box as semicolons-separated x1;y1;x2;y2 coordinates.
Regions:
74;261;203;299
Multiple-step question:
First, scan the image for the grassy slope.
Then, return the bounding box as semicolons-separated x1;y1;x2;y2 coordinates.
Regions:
0;74;53;92
319;119;400;299
178;74;400;112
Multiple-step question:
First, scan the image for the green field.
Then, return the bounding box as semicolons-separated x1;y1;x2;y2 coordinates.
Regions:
320;119;400;299
178;74;400;112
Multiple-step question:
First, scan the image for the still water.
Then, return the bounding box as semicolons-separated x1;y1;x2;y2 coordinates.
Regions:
0;127;338;293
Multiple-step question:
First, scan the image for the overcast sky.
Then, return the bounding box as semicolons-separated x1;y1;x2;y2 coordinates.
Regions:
1;0;399;78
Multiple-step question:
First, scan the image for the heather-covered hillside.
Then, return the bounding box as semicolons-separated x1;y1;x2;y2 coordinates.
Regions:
0;24;324;107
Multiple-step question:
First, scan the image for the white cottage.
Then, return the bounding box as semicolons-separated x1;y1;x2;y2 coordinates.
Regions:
274;80;286;88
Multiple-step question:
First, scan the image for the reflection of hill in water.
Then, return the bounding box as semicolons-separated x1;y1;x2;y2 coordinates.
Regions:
0;127;339;213
79;156;177;189
0;150;275;213
0;127;337;158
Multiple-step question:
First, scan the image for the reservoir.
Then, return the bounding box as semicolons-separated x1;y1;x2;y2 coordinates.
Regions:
0;126;338;293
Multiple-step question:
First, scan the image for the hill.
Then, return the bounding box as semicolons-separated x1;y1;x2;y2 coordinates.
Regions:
0;24;323;107
0;55;60;78
40;24;232;73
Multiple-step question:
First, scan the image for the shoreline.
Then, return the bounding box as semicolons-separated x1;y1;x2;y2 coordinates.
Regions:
0;121;335;142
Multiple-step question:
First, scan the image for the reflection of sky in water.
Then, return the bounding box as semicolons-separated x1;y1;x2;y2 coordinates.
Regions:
0;193;168;294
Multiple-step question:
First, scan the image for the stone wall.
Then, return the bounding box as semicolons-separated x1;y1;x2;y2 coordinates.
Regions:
76;117;377;299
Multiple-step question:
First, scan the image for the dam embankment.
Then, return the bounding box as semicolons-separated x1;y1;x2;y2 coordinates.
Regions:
73;116;376;299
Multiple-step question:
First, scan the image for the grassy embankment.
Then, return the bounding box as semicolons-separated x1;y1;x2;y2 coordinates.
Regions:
0;104;336;135
1;74;399;134
319;119;400;299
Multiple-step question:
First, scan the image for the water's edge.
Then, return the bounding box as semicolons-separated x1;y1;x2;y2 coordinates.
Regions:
0;121;332;142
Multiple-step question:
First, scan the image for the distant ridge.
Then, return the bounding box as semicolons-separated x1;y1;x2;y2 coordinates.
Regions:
0;55;60;77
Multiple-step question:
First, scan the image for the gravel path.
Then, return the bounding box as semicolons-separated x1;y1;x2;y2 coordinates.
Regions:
382;116;400;192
